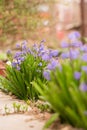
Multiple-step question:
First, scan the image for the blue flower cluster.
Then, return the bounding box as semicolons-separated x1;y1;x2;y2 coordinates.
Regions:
61;31;82;60
61;31;87;92
8;40;59;80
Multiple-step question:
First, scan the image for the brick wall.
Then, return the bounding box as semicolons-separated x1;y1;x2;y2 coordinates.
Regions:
81;0;87;37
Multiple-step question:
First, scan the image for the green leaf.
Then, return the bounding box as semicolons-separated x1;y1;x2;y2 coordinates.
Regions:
43;113;59;130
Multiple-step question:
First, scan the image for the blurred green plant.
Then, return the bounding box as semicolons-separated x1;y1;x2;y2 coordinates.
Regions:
0;44;47;100
4;102;28;115
35;101;50;112
0;40;59;100
33;32;87;129
4;104;10;114
33;60;87;129
12;102;28;113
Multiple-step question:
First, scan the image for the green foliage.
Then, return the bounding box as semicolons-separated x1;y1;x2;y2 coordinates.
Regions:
35;101;50;112
4;102;28;115
4;104;10;114
0;54;46;100
33;58;87;129
12;102;28;113
0;40;59;100
0;41;51;100
43;113;59;130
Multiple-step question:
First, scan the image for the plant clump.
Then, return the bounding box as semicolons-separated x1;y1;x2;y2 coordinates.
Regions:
33;31;87;130
0;40;59;100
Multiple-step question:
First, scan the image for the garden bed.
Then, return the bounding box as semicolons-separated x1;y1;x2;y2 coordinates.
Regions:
0;31;87;130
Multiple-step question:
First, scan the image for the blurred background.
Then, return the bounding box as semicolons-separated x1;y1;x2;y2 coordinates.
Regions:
0;0;87;52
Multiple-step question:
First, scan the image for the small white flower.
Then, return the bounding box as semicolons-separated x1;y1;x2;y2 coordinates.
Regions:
6;61;11;66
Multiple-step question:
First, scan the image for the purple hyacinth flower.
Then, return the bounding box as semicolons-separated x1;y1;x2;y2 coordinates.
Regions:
43;70;50;80
39;43;44;52
38;49;46;57
71;41;82;47
74;71;81;80
68;31;81;40
14;52;22;59
22;42;27;51
80;45;87;52
61;52;69;59
79;83;87;92
42;53;50;61
33;44;39;53
17;66;21;71
49;50;59;57
17;60;22;65
20;57;25;61
22;40;27;45
82;54;87;62
7;49;11;55
17;56;25;62
12;62;17;68
47;60;58;70
16;43;20;48
61;41;69;48
40;39;46;44
27;48;32;54
69;49;79;59
22;45;27;50
82;66;87;73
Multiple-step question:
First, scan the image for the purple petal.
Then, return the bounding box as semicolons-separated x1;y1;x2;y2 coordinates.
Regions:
49;50;58;57
42;54;50;61
39;43;44;52
7;49;11;55
80;45;87;52
43;70;50;80
61;41;69;48
70;41;82;47
79;83;87;92
12;62;17;68
69;49;79;59
33;44;39;52
68;31;81;40
74;71;81;80
14;52;22;59
47;60;58;70
61;52;69;59
82;54;87;62
22;40;27;45
17;66;21;71
82;66;87;73
16;43;20;48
